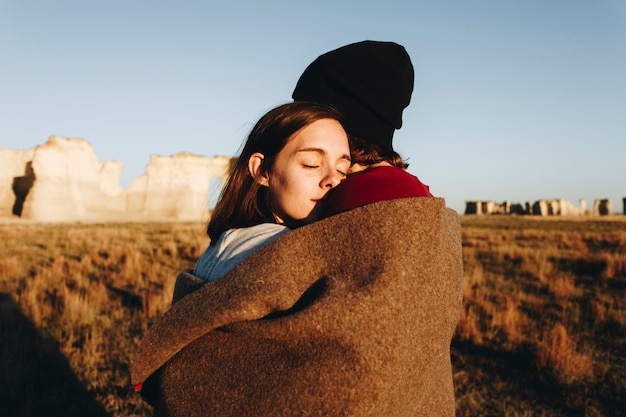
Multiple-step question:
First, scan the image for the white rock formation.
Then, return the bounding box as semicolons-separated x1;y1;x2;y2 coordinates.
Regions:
127;153;232;221
465;198;588;216
464;200;530;215
0;136;235;222
20;136;126;221
532;199;583;216
593;199;612;216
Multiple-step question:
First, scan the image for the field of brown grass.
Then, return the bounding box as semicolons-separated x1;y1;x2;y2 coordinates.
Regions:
455;215;626;416
0;216;625;416
0;222;207;417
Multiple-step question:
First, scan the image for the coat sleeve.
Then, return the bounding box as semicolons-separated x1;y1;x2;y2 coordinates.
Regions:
131;232;330;386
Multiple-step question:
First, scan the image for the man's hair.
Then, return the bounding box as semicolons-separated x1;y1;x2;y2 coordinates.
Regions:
349;136;408;169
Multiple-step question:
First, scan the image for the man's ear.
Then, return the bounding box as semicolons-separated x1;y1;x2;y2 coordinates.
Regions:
248;152;269;187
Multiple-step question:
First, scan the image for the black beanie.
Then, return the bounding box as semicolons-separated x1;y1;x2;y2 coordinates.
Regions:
292;40;414;152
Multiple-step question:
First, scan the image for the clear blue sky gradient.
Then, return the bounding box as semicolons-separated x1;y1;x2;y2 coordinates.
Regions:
2;0;625;213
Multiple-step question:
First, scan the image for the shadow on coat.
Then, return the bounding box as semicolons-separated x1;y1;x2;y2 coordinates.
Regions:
0;293;109;417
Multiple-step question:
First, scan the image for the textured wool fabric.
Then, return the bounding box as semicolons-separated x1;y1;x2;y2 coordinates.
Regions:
132;197;463;417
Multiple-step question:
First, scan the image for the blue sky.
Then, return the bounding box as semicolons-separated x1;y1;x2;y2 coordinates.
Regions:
2;0;625;214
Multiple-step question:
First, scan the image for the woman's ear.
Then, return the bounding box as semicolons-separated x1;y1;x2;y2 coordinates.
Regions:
248;152;269;187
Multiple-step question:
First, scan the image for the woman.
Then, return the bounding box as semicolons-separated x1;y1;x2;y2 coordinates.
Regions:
193;101;351;282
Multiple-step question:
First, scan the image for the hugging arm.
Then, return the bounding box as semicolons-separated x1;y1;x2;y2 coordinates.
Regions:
131;224;331;387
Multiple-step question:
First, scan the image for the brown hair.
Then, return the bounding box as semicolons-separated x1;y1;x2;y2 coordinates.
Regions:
348;136;409;169
207;101;345;243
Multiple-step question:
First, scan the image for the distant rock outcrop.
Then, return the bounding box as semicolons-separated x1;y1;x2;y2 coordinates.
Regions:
464;200;531;215
593;199;612;216
126;153;232;220
19;136;126;221
464;198;621;216
531;199;585;216
0;136;234;222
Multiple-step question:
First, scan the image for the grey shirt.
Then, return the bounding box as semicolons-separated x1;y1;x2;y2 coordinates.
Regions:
193;223;289;282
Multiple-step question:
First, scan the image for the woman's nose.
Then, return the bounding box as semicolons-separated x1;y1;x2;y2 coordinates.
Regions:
322;169;343;189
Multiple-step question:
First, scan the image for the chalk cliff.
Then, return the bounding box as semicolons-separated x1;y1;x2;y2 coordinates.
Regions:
19;136;125;221
0;136;233;222
127;153;232;221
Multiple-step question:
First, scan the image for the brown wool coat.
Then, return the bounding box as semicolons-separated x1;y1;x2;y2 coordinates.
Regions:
132;197;463;417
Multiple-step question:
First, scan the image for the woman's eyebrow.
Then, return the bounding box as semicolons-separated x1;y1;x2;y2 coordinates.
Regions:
297;147;351;161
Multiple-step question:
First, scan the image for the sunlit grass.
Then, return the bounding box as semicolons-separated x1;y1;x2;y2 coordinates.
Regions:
0;222;208;417
454;215;626;416
1;216;625;416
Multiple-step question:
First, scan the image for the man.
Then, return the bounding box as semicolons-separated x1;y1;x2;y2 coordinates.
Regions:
292;40;432;216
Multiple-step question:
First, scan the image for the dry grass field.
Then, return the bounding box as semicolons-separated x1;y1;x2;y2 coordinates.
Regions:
0;215;625;416
455;215;626;416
